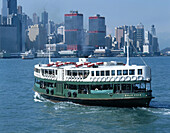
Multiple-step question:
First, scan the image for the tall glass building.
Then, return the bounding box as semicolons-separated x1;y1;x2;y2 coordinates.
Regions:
137;23;144;52
88;14;106;48
7;0;17;15
64;11;83;51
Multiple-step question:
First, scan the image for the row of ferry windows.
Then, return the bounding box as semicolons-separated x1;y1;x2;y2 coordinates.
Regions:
34;69;58;75
66;70;89;78
91;69;142;76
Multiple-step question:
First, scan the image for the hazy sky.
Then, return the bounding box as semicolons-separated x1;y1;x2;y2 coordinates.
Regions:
0;0;170;49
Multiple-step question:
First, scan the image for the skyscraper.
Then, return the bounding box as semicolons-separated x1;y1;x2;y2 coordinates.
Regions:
17;5;22;15
89;14;106;48
33;13;39;25
7;0;17;15
41;10;48;27
64;11;83;51
151;25;156;36
26;24;47;51
1;0;8;24
150;25;159;53
136;23;144;52
115;26;124;49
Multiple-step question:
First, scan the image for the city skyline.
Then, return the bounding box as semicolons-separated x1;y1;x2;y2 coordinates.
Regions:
0;0;169;50
16;0;170;50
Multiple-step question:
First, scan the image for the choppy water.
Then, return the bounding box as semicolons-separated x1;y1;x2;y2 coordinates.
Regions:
0;56;170;133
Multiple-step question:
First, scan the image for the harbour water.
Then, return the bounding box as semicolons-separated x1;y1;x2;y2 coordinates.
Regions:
0;56;170;132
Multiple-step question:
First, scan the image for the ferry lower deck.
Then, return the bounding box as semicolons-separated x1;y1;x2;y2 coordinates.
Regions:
33;78;154;107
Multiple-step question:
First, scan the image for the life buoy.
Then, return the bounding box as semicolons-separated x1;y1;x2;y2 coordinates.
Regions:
51;90;54;95
46;89;49;94
73;92;77;98
68;92;71;97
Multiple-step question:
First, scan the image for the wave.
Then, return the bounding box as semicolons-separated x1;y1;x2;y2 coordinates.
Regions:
139;107;170;116
33;92;48;102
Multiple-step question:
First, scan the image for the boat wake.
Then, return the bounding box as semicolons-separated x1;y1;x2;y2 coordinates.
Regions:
34;92;47;102
138;103;170;116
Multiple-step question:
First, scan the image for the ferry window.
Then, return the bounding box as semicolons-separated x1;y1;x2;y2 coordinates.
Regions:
138;69;142;75
45;69;48;74
55;70;57;75
111;70;115;76
78;70;83;77
67;70;71;76
91;71;94;76
73;70;77;76
68;84;77;90
106;71;110;76
117;70;122;75
78;85;89;94
49;70;53;75
101;71;104;76
129;69;135;75
96;71;100;76
123;70;128;75
84;70;89;78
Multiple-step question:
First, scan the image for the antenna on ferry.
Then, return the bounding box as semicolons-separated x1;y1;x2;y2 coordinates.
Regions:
48;36;52;64
126;33;130;66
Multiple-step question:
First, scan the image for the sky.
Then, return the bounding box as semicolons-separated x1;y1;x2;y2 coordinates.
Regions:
0;0;170;50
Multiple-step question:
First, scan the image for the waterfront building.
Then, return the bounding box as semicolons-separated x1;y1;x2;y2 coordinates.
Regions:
145;31;152;52
64;11;83;51
26;24;47;51
152;37;159;53
115;26;124;49
137;23;144;52
150;25;159;53
89;14;106;48
17;5;22;15
143;44;150;54
105;34;112;49
7;14;22;52
33;13;39;25
0;25;17;53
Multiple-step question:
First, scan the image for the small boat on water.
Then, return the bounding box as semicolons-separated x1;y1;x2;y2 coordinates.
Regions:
33;37;154;107
21;50;34;59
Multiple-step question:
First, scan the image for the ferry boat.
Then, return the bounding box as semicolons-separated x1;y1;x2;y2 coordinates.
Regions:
33;39;154;107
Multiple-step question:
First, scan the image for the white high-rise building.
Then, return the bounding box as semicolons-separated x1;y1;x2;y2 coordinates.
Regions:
57;26;65;43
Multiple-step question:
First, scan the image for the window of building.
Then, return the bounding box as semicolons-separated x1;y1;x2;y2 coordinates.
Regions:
123;70;128;75
106;70;110;76
117;70;122;75
138;69;142;75
101;71;104;76
129;69;135;75
111;70;115;76
96;71;100;76
91;71;94;76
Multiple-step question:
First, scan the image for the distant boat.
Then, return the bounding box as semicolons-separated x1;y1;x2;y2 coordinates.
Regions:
88;54;97;58
21;50;34;59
